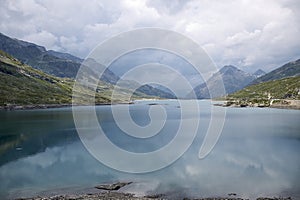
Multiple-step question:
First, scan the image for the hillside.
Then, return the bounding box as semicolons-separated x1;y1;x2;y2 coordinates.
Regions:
0;49;73;106
191;65;256;98
225;76;300;109
253;69;266;78
0;32;80;78
0;50;151;109
0;33;175;99
229;76;300;100
82;58;176;99
0;32;120;81
251;59;300;84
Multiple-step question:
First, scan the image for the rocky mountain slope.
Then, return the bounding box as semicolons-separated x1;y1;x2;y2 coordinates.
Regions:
0;49;73;106
253;69;266;78
191;65;256;98
225;76;300;109
0;32;175;99
0;32;117;80
225;59;300;109
229;76;300;100
0;50;152;108
251;59;300;84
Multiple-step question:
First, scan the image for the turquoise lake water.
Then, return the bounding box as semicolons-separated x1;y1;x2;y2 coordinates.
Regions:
0;100;299;199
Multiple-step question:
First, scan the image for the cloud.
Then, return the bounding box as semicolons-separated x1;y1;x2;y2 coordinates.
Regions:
22;30;59;50
0;0;299;72
146;0;191;15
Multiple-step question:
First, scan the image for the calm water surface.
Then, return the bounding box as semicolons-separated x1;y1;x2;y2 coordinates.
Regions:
0;100;299;199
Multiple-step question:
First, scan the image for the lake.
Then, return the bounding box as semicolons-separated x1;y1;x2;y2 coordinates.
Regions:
0;100;299;199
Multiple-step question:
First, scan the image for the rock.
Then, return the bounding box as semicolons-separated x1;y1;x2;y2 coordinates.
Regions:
95;182;132;191
256;197;292;200
144;194;165;199
240;103;248;107
148;103;159;106
14;193;294;200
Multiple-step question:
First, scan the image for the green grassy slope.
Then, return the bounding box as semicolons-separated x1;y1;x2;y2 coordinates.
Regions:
0;50;150;107
227;76;300;103
0;50;74;106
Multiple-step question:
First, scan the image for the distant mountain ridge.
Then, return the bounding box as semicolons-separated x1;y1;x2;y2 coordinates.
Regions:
253;69;266;78
189;58;299;99
191;65;256;98
47;50;83;63
82;58;175;98
251;59;300;85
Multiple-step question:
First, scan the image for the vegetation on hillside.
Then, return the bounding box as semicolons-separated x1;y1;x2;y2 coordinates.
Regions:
226;76;300;107
0;33;176;99
0;50;151;108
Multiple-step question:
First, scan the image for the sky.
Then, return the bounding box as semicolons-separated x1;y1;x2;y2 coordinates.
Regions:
0;0;300;72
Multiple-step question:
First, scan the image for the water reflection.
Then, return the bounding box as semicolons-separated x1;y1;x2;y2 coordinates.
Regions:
0;101;299;199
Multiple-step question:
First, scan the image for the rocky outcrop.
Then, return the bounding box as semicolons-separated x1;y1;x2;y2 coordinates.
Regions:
217;99;300;110
190;65;256;99
15;194;294;200
95;182;132;191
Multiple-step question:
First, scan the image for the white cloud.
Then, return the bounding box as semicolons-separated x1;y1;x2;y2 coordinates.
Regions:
7;0;46;16
0;0;299;72
22;30;59;50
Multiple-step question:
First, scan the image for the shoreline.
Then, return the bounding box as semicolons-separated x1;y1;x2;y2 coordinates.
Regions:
13;191;294;200
9;182;295;200
1;99;300;111
0;101;134;111
215;99;300;110
0;104;73;111
214;103;300;110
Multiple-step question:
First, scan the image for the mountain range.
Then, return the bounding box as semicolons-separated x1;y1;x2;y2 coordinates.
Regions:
0;32;299;104
0;49;162;107
0;32;82;78
250;59;300;85
0;32;175;99
228;59;300;102
190;59;299;99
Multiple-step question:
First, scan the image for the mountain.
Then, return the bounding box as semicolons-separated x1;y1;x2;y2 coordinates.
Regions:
0;50;153;108
225;76;300;109
225;59;300;109
82;58;176;99
148;84;176;98
251;59;300;85
191;65;256;99
0;32;174;99
0;32;78;78
253;69;266;78
137;84;176;99
47;50;83;63
0;49;73;106
229;76;300;100
0;32;120;81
